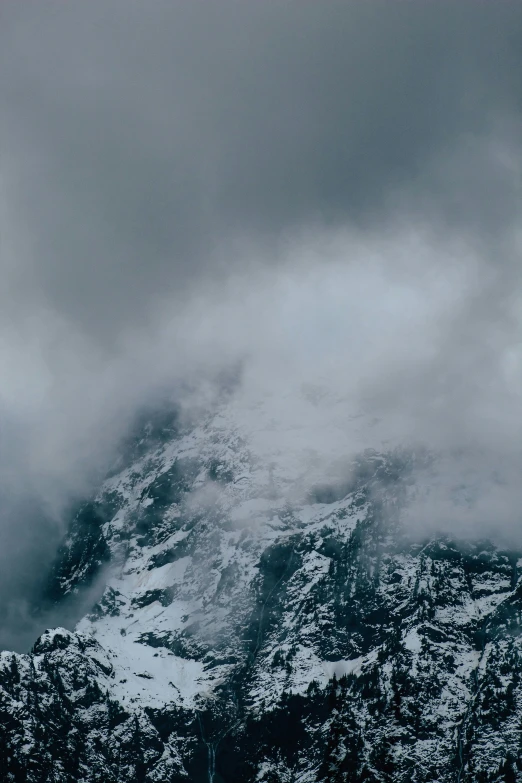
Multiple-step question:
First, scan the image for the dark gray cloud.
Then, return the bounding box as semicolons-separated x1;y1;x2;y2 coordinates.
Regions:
0;1;521;650
1;1;520;342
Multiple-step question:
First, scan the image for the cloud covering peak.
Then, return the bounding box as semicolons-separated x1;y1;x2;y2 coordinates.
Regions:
0;1;521;649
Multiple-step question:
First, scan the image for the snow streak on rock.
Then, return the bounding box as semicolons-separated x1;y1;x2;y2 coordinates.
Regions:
1;392;522;782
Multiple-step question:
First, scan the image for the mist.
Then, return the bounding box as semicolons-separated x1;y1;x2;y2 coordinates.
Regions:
0;1;521;650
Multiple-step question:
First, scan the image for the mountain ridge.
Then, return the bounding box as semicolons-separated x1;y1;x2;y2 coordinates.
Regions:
1;393;522;782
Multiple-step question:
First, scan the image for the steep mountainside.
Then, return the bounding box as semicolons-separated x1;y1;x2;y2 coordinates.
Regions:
1;391;522;783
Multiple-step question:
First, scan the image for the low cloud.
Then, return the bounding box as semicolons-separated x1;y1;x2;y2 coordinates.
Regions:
0;1;521;649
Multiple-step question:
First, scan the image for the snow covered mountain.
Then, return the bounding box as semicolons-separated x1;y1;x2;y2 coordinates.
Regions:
1;388;522;782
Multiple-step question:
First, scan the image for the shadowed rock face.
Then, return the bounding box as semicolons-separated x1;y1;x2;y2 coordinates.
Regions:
1;402;522;783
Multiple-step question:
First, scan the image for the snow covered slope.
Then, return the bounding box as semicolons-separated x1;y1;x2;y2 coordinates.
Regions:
1;389;522;782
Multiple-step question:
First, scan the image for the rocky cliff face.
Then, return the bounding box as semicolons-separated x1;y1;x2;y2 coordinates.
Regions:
1;393;522;783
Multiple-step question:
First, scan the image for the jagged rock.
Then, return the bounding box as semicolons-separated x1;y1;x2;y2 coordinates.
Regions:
1;394;521;782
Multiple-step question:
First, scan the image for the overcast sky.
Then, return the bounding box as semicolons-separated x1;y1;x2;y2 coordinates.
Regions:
0;1;521;650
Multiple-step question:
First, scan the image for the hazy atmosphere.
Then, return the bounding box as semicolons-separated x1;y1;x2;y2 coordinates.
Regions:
0;1;521;651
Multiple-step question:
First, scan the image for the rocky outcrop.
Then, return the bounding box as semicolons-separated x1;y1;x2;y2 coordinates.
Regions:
2;399;521;782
